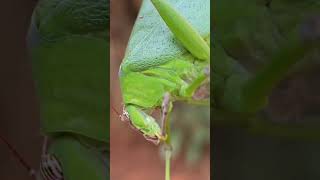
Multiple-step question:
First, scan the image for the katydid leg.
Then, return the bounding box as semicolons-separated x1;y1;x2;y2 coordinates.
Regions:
123;105;165;144
150;0;210;61
160;92;172;138
180;66;210;98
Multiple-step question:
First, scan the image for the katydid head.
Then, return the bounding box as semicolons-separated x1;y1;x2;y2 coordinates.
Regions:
111;105;166;145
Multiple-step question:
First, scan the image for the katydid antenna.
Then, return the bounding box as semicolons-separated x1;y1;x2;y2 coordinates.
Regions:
0;134;37;179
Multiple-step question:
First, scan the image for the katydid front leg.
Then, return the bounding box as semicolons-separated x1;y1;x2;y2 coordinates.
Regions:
121;93;172;145
161;93;172;138
122;105;166;145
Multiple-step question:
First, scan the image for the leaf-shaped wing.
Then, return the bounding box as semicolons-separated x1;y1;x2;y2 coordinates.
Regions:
122;0;210;72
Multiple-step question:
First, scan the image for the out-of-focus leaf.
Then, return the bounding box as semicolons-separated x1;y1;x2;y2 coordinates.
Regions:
31;37;109;144
49;136;108;180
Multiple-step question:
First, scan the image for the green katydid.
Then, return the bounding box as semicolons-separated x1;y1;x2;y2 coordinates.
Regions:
26;0;109;179
119;0;210;145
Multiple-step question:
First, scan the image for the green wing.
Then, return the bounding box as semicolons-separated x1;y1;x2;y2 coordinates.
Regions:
121;0;210;72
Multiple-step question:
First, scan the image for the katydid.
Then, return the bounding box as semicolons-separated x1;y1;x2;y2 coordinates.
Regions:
119;0;210;144
26;0;109;179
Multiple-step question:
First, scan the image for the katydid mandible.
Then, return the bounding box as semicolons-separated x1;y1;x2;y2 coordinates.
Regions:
119;0;210;145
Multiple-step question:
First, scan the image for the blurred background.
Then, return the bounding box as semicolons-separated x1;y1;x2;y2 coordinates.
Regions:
0;1;42;180
214;69;320;180
110;1;210;180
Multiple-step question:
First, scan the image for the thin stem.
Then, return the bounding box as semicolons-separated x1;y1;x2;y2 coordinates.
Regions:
165;149;171;180
164;121;172;180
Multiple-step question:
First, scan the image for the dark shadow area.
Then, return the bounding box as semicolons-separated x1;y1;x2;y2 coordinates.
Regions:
0;1;42;180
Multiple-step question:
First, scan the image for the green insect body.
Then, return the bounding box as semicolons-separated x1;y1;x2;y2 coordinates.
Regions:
119;0;210;144
29;0;109;179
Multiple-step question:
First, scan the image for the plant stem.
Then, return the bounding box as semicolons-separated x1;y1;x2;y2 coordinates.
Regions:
164;114;172;180
165;148;171;180
161;93;172;180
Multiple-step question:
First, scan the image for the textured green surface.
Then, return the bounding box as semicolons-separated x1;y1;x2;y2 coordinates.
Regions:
121;0;210;72
35;0;109;40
